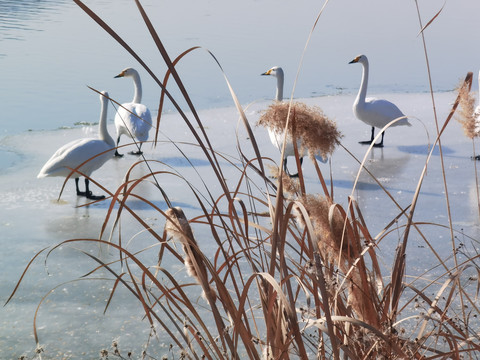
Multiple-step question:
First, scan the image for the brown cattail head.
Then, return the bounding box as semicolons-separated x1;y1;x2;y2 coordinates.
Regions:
165;207;217;303
258;101;343;158
165;207;193;247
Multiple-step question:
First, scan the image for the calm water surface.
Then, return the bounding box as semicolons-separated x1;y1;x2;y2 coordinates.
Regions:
0;0;479;136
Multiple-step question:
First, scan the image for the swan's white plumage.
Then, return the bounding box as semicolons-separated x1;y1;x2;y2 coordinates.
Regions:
262;66;326;176
475;70;480;135
37;91;115;198
349;54;411;146
114;67;152;155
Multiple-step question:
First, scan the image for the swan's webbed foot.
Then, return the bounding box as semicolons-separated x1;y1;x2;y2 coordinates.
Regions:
359;140;384;148
85;192;105;200
76;190;105;200
472;155;480;161
129;150;143;155
75;178;105;200
114;150;124;157
359;140;374;145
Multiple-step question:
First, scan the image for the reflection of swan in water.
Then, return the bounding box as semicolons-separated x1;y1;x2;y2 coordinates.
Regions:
349;54;411;147
114;67;152;156
355;149;411;191
37;91;115;200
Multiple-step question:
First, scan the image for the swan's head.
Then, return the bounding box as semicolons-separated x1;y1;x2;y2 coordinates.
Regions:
261;66;283;78
99;91;109;101
114;67;139;78
349;54;368;65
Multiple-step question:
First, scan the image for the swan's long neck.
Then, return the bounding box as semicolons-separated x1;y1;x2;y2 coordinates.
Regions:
99;97;115;147
275;69;284;102
356;58;369;105
131;71;142;104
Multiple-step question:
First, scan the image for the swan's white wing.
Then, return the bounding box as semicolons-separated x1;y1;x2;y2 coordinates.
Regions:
38;138;113;178
115;102;152;142
268;128;304;158
358;97;410;128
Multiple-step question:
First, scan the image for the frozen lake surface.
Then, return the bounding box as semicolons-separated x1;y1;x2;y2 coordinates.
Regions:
2;90;480;357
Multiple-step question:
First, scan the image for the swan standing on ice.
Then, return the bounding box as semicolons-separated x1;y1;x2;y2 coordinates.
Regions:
261;66;304;176
474;70;480;135
349;54;411;147
114;67;152;156
37;91;115;200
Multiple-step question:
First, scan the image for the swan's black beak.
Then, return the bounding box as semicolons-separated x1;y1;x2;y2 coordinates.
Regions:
114;70;126;78
349;56;360;64
261;69;272;76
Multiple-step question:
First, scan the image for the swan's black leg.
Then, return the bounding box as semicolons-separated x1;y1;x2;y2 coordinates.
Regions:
84;178;105;200
284;157;303;178
114;136;124;157
129;142;144;155
75;177;87;196
373;131;385;148
359;126;375;145
359;127;384;147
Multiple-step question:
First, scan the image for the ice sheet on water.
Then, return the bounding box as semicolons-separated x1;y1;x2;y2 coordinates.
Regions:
1;92;480;357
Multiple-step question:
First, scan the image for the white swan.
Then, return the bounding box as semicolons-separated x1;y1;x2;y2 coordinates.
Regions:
262;66;327;177
349;54;411;147
114;67;152;156
262;66;305;177
474;70;480;135
37;91;115;200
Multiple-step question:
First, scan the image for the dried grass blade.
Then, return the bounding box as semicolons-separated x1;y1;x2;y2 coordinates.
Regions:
4;247;49;306
73;0;156;84
476;268;480;301
417;0;446;36
155;46;201;144
134;1;233;191
104;274;125;315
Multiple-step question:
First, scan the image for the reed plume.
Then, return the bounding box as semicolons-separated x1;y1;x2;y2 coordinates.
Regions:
455;73;477;139
258;101;342;159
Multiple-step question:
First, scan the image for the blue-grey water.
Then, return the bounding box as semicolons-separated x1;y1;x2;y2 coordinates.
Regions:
1;1;480;358
0;0;479;136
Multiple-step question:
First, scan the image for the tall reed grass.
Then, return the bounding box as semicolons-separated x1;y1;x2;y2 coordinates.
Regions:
7;0;480;359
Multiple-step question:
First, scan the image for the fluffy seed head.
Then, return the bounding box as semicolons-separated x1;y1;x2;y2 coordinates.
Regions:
258;102;342;158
